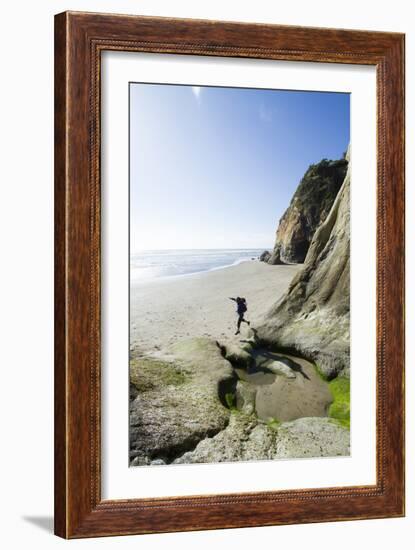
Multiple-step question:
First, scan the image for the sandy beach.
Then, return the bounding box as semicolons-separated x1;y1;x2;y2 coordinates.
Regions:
129;259;351;466
130;261;300;357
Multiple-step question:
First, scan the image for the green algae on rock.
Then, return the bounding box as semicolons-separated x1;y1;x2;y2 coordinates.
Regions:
328;377;350;428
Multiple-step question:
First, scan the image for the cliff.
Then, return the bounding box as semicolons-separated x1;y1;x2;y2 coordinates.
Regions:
268;157;348;264
257;152;350;379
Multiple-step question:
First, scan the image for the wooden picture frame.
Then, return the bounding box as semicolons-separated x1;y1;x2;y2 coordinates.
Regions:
54;11;405;538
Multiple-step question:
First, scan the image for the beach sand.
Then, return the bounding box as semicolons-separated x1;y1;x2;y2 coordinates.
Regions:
129;260;350;463
130;260;300;357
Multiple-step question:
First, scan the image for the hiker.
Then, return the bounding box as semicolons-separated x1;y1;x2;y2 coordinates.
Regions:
229;297;250;335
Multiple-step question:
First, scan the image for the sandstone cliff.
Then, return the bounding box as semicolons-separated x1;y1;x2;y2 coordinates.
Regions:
268;157;348;264
257;152;350;379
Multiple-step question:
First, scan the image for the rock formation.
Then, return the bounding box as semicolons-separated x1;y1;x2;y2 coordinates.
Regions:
259;250;271;262
268;157;348;264
130;337;350;465
173;414;349;464
129;339;234;465
257;150;350;379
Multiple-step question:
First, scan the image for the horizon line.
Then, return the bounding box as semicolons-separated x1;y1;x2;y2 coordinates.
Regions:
131;246;274;252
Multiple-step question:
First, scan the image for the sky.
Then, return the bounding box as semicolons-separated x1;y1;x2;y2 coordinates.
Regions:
130;83;349;251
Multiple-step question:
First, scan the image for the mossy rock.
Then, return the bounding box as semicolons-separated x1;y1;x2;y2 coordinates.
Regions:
130;338;235;465
225;392;237;411
170;337;220;361
130;357;187;393
328;376;350;428
266;418;281;430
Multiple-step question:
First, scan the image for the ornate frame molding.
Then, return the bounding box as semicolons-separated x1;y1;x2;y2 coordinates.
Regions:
55;11;405;538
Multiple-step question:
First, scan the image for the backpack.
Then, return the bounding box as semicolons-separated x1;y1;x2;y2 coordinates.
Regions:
238;299;247;313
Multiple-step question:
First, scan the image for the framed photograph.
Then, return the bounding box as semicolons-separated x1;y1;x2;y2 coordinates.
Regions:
54;11;405;538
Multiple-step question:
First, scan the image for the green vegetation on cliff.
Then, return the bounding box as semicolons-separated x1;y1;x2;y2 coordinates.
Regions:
268;157;348;264
290;159;348;227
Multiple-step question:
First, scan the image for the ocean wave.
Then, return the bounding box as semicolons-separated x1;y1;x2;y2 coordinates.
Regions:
130;249;264;282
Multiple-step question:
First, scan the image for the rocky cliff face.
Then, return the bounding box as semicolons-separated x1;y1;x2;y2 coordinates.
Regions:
257;153;350;379
268;158;348;264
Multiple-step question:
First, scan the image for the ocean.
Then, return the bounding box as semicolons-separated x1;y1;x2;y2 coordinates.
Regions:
130;249;265;283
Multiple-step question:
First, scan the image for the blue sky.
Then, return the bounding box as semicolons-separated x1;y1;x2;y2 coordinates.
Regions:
130;83;349;251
